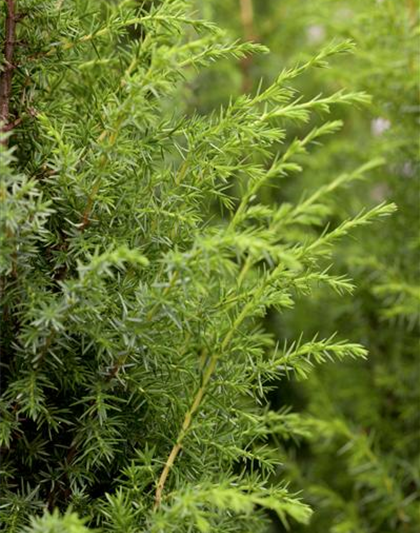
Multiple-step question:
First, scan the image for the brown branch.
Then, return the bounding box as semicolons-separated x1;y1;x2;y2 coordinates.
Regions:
239;0;256;94
79;180;101;231
1;115;21;131
239;0;255;41
0;0;18;141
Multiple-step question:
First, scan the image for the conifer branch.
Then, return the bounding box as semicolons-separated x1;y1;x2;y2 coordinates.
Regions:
1;2;413;531
154;271;266;507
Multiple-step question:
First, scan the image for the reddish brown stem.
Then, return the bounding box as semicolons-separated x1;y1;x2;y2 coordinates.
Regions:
0;0;17;140
239;0;255;41
239;0;256;94
2;115;21;131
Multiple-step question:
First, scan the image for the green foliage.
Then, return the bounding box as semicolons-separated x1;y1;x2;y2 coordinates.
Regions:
0;0;402;532
197;0;420;531
23;509;92;533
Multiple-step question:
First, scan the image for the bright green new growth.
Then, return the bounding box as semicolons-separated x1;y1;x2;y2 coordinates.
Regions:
199;1;419;531
0;1;394;531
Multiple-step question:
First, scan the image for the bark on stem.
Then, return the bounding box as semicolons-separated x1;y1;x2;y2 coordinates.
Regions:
0;0;17;140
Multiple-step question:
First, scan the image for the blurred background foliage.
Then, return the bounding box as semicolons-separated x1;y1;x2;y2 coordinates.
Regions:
191;1;420;532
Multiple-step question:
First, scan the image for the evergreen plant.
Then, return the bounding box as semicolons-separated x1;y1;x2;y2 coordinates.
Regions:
0;1;396;532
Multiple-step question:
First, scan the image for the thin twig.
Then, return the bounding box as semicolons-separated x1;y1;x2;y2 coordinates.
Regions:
154;269;264;508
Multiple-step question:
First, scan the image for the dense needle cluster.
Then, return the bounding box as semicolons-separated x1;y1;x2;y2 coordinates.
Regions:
0;1;396;532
